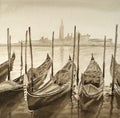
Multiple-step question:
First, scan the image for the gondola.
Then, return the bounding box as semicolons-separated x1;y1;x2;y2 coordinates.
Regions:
79;55;104;110
0;76;23;103
27;57;76;110
27;54;52;91
0;52;15;83
0;29;24;102
14;53;52;86
110;55;120;108
0;54;52;103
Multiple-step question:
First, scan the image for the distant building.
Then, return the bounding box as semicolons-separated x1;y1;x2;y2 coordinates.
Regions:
65;33;73;40
89;38;113;46
16;20;113;47
59;20;64;40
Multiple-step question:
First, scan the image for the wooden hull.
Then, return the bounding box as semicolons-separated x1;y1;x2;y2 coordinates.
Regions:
0;86;23;108
110;56;120;109
114;83;120;109
13;75;24;84
33;91;71;118
80;89;103;103
115;92;120;109
0;76;23;103
27;58;76;110
0;66;13;83
79;56;104;110
27;54;52;92
0;88;23;101
27;87;70;110
0;71;8;83
79;84;103;110
79;93;103;111
0;53;15;83
0;89;23;106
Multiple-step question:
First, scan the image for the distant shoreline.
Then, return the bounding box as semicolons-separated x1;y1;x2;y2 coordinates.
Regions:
0;44;118;47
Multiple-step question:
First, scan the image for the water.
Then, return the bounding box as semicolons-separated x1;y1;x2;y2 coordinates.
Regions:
0;45;120;118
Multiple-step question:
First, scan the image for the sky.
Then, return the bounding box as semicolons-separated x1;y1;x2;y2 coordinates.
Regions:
0;0;120;43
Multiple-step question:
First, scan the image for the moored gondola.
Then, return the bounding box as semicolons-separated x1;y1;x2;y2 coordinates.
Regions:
110;55;120;108
27;54;52;92
0;53;15;83
0;30;23;99
109;24;120;108
79;55;104;110
27;57;76;110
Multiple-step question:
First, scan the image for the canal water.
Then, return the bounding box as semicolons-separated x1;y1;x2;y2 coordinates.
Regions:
0;46;120;118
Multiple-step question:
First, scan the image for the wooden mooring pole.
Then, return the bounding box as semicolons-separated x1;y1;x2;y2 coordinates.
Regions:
23;30;28;102
112;24;118;96
71;26;76;98
51;32;54;77
7;28;11;80
103;36;106;79
28;27;34;92
77;33;80;118
29;27;33;69
9;35;11;58
25;30;28;74
77;33;80;86
20;41;23;76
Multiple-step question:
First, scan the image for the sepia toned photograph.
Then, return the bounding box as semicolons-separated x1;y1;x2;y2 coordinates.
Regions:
0;0;120;118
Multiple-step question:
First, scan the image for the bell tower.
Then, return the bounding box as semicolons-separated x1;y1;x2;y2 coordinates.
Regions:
59;19;64;40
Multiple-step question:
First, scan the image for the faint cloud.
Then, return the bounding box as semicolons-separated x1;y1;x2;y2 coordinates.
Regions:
0;0;120;15
0;0;120;11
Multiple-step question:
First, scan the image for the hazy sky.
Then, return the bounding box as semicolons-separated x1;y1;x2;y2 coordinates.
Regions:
0;0;120;43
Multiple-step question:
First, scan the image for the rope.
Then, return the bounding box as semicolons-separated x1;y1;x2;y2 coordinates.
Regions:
115;83;120;96
23;85;27;101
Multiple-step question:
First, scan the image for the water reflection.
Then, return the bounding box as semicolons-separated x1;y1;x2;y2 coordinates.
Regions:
60;46;64;65
0;82;120;118
0;92;24;118
109;95;114;118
